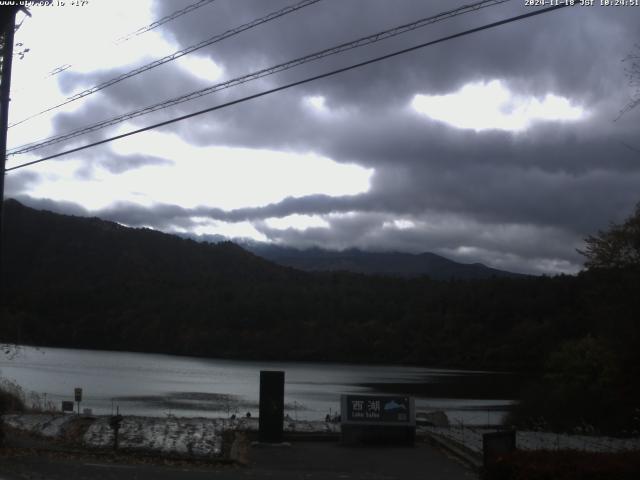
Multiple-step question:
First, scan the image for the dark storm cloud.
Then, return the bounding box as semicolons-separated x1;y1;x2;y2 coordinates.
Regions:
46;57;215;151
18;0;640;274
73;152;174;177
152;0;635;107
11;194;90;218
97;153;174;174
40;0;640;158
3;170;41;197
91;194;362;226
169;94;640;235
253;211;584;275
48;0;636;146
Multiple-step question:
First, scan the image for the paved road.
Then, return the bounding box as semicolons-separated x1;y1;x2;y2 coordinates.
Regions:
0;441;477;480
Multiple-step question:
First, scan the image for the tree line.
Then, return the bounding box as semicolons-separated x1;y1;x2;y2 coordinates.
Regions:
1;199;639;433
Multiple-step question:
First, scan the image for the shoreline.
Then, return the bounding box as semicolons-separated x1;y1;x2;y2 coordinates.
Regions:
4;413;639;461
2;413;340;460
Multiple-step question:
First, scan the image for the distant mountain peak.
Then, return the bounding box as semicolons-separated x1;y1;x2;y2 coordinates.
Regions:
4;199;526;281
242;243;527;280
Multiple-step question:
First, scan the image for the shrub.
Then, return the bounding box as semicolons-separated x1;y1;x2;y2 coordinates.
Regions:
0;378;27;414
507;336;632;434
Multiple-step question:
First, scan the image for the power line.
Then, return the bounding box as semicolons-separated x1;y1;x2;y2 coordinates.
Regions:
8;0;323;129
616;43;640;121
41;0;218;81
5;3;573;173
48;64;71;76
114;0;218;44
9;0;512;156
11;0;217;100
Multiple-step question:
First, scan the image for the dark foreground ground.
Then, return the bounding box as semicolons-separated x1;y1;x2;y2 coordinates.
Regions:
0;440;476;480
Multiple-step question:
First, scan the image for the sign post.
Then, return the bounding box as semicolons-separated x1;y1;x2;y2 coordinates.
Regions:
74;388;82;415
61;401;74;413
340;394;416;445
109;406;123;451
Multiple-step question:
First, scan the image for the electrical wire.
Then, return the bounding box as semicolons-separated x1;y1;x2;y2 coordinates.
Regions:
114;0;218;44
5;2;574;173
616;44;640;120
8;0;511;156
8;0;323;129
42;0;218;80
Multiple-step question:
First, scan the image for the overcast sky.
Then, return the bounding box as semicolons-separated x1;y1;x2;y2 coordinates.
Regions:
5;0;640;275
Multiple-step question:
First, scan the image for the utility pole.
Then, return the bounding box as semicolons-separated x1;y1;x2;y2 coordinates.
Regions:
0;6;21;303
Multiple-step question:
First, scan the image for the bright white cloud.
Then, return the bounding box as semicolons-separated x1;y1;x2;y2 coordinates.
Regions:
6;157;157;210
20;130;373;211
452;245;484;257
8;1;173;146
176;55;224;82
382;219;416;230
265;214;330;231
191;218;269;242
411;80;586;132
13;0;162;77
327;211;360;219
304;95;327;111
443;245;580;275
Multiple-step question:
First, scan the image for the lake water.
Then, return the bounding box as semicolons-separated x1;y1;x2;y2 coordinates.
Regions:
0;346;519;425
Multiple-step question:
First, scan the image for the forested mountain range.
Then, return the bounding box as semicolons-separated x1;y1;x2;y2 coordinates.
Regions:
242;243;526;279
1;199;638;377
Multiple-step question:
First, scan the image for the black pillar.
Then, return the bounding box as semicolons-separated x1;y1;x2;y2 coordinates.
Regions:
258;370;284;443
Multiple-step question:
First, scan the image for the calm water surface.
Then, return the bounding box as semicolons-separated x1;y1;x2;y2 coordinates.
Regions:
1;346;518;425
